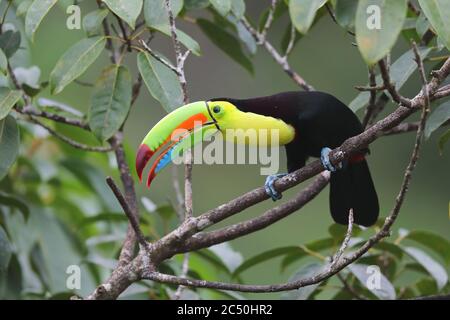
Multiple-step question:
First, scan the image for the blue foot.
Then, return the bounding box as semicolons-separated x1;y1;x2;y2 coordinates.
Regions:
264;173;287;201
320;147;342;172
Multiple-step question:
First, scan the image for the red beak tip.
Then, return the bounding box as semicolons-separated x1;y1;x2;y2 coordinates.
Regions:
136;144;153;184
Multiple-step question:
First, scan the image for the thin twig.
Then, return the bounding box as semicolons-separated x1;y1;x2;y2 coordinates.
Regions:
329;209;354;270
106;177;148;250
378;58;412;107
28;117;114;152
138;40;180;75
362;67;379;128
240;17;314;91
258;0;278;44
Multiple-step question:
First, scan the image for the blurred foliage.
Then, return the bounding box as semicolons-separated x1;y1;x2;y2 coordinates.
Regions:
0;0;449;300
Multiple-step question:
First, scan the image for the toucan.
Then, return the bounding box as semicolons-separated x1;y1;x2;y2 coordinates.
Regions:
136;91;379;227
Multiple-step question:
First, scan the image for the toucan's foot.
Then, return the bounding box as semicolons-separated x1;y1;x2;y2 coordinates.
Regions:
264;173;287;201
320;147;342;172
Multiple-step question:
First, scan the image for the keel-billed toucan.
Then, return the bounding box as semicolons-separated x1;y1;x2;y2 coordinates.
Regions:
136;91;379;227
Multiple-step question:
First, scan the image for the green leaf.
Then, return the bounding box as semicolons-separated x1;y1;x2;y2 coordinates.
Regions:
102;0;143;29
209;0;231;16
415;277;439;296
83;9;109;37
0;116;19;180
374;242;404;260
17;0;33;18
144;0;183;30
137;52;183;112
425;100;450;138
0;49;7;74
144;0;201;55
438;129;450;154
281;238;334;271
418;0;450;50
88;65;132;141
230;0;245;19
404;247;448;290
185;0;209;10
155;204;176;221
335;0;358;29
0;191;29;220
208;243;243;273
281;23;300;54
355;0;408;65
404;230;450;266
50;36;106;94
281;263;324;300
347;263;396;299
233;246;302;278
25;0;59;41
80;213;129;226
60;159;121;212
289;0;327;34
0;226;12;272
0;30;21;58
349;47;432;111
197;19;253;74
0;88;22;120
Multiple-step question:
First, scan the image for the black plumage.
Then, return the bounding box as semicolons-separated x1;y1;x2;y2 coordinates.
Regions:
211;91;379;227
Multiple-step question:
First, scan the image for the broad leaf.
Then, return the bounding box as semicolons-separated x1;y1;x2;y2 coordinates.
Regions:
425;100;450;138
185;0;209;10
17;0;33;18
233;246;302;278
418;0;450;50
0;116;19;180
404;247;448;290
50;36;106;94
0;30;21;58
404;230;450;266
197;19;253;74
438;129;450;154
335;0;358;29
83;9;109;37
0;49;7;74
25;0;59;41
281;238;334;271
356;0;408;65
208;243;243;273
231;0;245;19
144;0;183;30
144;0;201;55
89;65;132;141
137;52;183;112
0;226;12;272
102;0;143;29
348;263;396;299
0;191;30;220
209;0;231;16
0;88;22;120
349;47;432;111
281;263;324;300
289;0;327;34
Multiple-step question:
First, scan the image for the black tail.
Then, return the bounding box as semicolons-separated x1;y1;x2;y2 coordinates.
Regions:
329;159;379;227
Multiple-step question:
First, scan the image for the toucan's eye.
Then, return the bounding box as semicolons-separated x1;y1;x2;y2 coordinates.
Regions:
213;106;221;114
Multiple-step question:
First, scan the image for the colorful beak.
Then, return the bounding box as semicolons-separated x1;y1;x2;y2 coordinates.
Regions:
136;101;218;188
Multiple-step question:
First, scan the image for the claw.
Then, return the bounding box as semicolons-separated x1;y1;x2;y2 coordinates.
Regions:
320;147;342;172
264;173;287;201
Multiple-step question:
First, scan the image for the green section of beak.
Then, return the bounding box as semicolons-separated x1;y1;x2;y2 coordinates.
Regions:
169;124;219;164
141;101;214;151
136;101;218;187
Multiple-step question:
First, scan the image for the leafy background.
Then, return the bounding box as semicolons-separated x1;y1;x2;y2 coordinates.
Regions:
0;0;449;299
